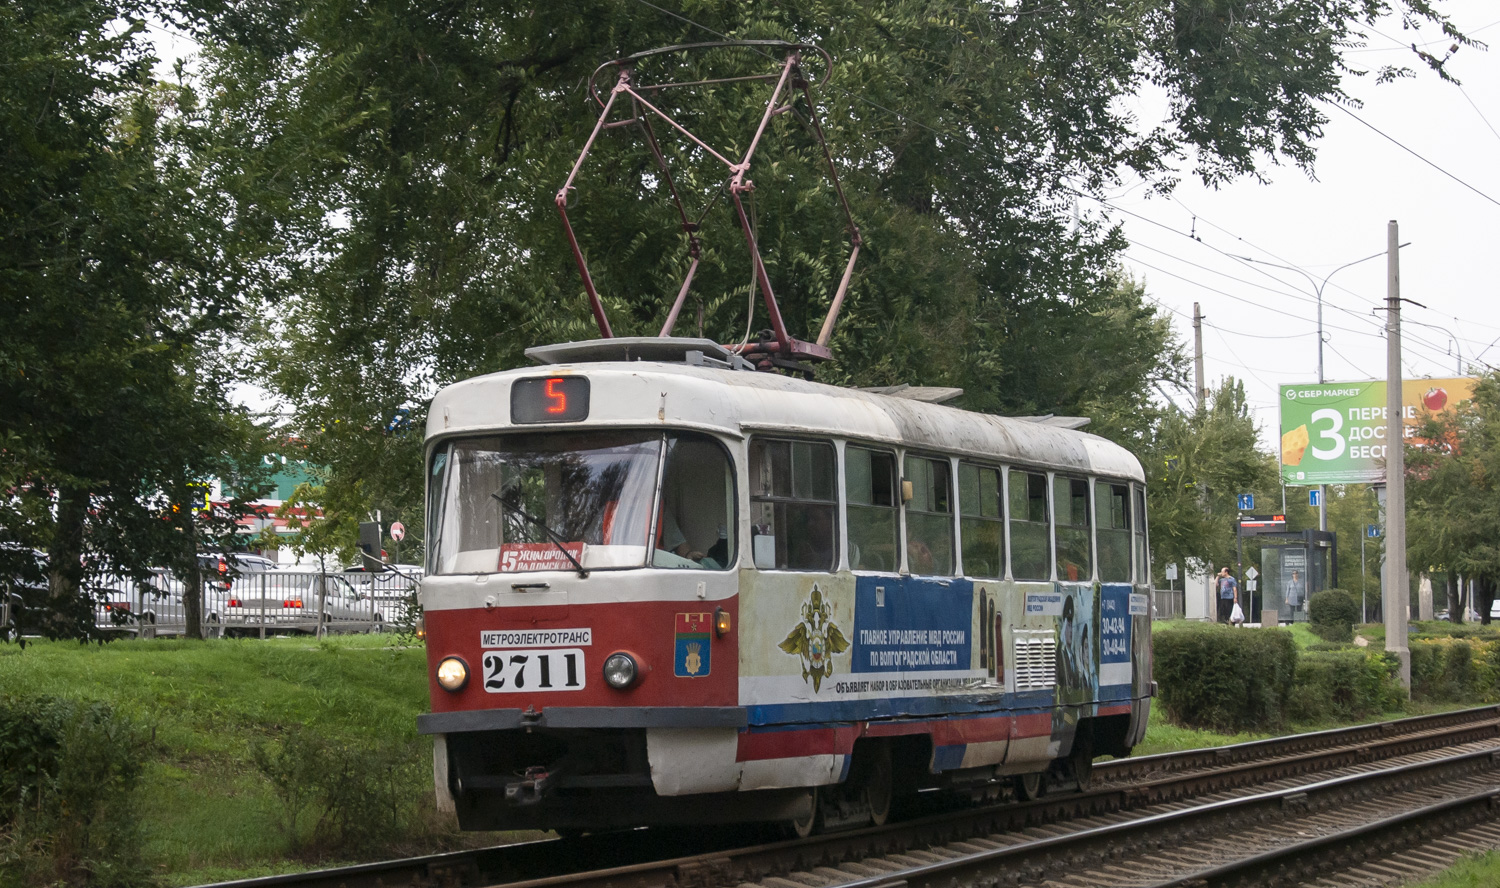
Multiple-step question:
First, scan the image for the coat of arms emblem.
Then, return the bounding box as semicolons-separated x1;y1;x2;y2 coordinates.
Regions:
779;585;849;692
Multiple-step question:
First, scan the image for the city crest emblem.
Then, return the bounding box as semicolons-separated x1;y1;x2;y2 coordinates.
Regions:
779;585;849;692
675;612;711;677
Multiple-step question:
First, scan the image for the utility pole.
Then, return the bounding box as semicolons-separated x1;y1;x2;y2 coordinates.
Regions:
1193;302;1205;411
1384;220;1411;692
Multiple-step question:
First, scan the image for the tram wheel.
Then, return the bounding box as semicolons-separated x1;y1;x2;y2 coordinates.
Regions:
1070;728;1094;791
863;745;894;826
789;787;819;838
1015;771;1045;802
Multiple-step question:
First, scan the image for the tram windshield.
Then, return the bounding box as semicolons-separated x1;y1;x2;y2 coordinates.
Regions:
427;430;735;574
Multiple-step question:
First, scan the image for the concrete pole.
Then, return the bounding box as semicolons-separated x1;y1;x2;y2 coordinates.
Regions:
1193;302;1205;411
1384;220;1411;691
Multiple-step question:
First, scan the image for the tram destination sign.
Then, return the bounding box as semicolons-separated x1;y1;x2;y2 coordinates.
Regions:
1278;378;1476;485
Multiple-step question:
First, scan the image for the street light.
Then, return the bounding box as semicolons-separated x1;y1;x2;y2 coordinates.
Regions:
1233;246;1408;532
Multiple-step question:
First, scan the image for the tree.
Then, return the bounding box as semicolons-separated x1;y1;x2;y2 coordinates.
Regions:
1143;378;1280;579
188;0;1470;539
0;0;273;638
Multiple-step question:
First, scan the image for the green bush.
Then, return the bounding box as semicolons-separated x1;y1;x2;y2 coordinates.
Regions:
1411;638;1488;703
1309;588;1360;642
1286;649;1404;722
1155;624;1298;732
252;726;420;855
0;695;148;888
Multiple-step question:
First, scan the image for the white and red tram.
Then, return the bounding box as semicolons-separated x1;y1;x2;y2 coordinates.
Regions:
419;338;1152;833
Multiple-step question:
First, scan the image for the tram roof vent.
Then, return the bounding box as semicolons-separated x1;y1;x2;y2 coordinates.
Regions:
1012;414;1092;430
526;337;756;371
856;384;965;404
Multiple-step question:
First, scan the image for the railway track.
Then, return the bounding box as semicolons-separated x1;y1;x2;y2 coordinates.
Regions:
195;706;1500;888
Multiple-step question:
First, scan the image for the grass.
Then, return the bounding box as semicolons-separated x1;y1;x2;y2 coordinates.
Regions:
0;635;508;885
1402;851;1500;887
5;625;1493;885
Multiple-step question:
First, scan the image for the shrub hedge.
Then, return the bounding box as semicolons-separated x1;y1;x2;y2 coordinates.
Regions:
1158;625;1500;735
0;695;147;888
1154;623;1298;732
1285;649;1404;722
1308;588;1360;642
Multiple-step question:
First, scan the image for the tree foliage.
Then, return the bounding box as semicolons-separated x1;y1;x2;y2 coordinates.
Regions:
0;0;273;638
181;0;1466;533
1143;378;1280;577
3;0;1473;603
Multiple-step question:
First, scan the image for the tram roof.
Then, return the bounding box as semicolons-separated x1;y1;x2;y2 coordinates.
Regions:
428;360;1144;482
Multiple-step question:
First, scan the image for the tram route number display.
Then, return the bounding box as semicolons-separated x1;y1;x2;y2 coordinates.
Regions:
481;648;586;693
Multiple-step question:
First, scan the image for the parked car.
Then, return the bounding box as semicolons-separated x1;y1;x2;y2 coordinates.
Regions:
93;572;228;638
224;572;382;636
342;563;423;621
1;544;48;640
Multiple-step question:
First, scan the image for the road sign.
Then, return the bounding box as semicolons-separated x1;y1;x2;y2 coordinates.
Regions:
390;521;406;542
1165;563;1179;581
1237;493;1255;510
1367;524;1382;538
1247;579;1259;592
1246;566;1260;580
1308;488;1321;507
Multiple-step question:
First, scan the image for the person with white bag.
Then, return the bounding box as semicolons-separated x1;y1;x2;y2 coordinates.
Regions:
1216;567;1240;624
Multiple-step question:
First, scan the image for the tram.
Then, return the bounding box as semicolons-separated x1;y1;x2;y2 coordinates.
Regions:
417;337;1153;834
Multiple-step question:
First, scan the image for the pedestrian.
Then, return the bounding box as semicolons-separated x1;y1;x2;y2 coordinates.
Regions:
1216;567;1239;624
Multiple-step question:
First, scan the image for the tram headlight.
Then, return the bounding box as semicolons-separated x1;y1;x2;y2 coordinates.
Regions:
603;652;638;689
436;657;469;692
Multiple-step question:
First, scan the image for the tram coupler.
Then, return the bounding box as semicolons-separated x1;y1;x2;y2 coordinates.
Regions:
504;765;558;805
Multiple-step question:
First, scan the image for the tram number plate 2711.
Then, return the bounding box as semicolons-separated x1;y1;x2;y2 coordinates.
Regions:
481;649;586;693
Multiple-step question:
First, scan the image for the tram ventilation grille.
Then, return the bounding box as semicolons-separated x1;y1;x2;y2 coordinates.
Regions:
1014;634;1057;690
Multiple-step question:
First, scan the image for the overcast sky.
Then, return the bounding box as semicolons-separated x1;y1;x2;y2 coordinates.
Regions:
1111;0;1500;447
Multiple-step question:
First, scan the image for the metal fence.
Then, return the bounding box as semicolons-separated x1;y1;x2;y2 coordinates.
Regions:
1152;587;1185;620
96;569;421;638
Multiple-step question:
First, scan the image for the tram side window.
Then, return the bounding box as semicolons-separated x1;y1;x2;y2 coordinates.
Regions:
959;463;1004;579
1054;476;1092;581
904;455;953;575
1095;480;1131;583
750;439;836;571
1008;470;1050;580
652;434;736;570
846;446;899;571
1132;485;1149;584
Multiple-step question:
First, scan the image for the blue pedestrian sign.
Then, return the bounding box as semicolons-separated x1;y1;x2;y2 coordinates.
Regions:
1309;489;1322;507
1237;494;1254;510
1367;524;1382;538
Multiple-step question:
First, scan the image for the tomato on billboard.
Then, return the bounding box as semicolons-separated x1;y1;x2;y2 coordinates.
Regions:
1278;378;1477;485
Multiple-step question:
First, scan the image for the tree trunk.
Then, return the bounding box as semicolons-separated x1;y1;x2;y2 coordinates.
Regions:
1447;572;1461;624
47;487;89;638
184;530;203;640
1479;576;1495;626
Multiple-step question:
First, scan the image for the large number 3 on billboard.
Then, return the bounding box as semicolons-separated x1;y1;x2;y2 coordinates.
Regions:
1309;408;1346;460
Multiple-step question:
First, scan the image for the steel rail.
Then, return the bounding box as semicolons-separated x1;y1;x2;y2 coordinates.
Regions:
837;748;1500;888
1148;788;1500;887
188;706;1500;888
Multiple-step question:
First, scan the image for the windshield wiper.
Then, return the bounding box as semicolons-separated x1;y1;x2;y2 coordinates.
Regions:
491;492;588;578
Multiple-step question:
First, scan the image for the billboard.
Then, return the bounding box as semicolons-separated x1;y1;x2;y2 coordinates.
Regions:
1279;378;1477;485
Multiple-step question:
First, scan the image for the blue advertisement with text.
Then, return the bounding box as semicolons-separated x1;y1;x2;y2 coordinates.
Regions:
852;578;974;673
